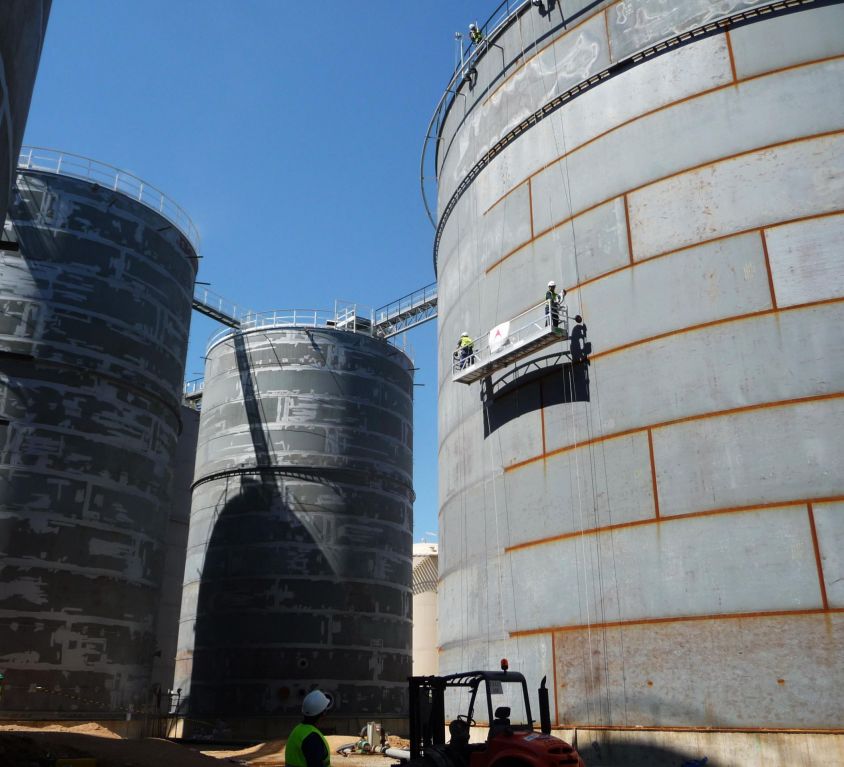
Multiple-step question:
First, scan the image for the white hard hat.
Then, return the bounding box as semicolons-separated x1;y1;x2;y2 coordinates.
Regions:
548;280;556;286
461;331;469;336
469;23;478;30
302;689;332;717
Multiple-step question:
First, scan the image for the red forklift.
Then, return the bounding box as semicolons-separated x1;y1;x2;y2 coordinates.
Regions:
399;661;583;767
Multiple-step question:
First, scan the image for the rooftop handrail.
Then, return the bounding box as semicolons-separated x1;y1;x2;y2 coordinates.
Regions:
206;308;371;351
452;299;567;377
420;0;528;227
183;378;205;396
18;146;201;253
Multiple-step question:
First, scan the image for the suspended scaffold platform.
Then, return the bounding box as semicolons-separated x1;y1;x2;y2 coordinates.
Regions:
452;300;568;384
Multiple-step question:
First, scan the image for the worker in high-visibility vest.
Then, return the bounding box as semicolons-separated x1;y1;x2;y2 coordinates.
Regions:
545;280;566;328
456;331;474;368
469;23;484;44
285;690;333;767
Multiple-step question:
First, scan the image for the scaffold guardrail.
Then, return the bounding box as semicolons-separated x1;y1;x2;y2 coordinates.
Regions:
18;146;201;253
452;300;568;384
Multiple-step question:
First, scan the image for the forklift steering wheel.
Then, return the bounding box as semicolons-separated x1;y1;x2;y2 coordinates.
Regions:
456;714;475;727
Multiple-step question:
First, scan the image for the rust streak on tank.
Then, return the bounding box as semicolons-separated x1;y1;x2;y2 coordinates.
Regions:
481;53;844;219
504;390;844;473
504;496;844;553
510;607;844;637
807;503;830;610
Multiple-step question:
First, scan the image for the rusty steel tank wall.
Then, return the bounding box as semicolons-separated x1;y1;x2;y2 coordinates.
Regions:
0;169;198;713
176;326;413;738
0;1;51;224
434;0;844;729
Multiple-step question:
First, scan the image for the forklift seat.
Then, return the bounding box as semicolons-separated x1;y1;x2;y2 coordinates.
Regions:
489;707;512;738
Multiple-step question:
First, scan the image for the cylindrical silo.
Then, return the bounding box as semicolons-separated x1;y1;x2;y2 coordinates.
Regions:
0;1;51;223
176;318;414;740
0;154;198;713
431;0;844;730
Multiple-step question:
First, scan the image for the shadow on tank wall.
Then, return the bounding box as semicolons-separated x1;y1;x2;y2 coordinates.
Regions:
575;737;712;767
180;332;410;724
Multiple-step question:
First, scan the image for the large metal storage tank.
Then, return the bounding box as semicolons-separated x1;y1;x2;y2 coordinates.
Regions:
176;318;414;738
0;1;51;223
431;0;844;729
0;152;199;713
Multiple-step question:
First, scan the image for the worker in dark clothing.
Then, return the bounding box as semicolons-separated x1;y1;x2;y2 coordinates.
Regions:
456;331;474;368
570;315;589;363
469;23;484;44
545;280;566;328
285;689;333;767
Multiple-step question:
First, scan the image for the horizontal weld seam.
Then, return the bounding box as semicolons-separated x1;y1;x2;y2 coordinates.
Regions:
589;294;844;362
481;52;844;218
510;607;844;637
485;127;844;272
504;494;844;553
504;390;844;473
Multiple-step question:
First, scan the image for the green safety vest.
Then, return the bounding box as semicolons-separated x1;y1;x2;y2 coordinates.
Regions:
285;723;330;767
460;336;473;348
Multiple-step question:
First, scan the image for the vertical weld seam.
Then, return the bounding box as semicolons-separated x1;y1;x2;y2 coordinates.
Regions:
604;9;613;61
647;429;660;519
624;193;634;264
528;178;535;239
807;503;829;610
725;28;738;82
760;229;778;309
552;631;560;727
540;380;547;455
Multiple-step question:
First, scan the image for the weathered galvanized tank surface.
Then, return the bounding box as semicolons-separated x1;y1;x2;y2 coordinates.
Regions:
0;1;51;223
0;168;197;712
176;325;413;735
434;0;844;729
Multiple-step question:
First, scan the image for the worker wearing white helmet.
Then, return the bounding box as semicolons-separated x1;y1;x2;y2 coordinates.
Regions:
469;22;483;44
284;689;333;767
545;280;566;329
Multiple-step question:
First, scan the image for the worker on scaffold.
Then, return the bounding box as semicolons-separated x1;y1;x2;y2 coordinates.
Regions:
545;280;566;328
469;22;484;45
455;331;474;369
285;690;333;767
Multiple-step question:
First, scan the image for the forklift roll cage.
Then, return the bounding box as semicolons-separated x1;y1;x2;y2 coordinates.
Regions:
408;671;534;761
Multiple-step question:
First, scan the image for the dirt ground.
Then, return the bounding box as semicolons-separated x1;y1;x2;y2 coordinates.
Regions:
0;723;409;767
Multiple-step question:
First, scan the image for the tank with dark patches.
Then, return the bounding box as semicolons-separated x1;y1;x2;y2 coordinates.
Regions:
0;167;197;713
175;324;414;739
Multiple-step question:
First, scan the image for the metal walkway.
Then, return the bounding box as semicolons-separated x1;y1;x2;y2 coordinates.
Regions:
373;282;438;338
452;301;568;384
192;284;249;328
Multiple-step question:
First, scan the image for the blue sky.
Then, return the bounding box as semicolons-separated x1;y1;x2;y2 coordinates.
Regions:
23;1;498;540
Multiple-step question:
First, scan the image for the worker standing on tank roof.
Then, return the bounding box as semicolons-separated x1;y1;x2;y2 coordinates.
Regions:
545;280;566;328
469;23;483;44
285;690;332;767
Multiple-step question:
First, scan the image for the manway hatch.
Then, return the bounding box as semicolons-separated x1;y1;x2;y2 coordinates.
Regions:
452;301;568;384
